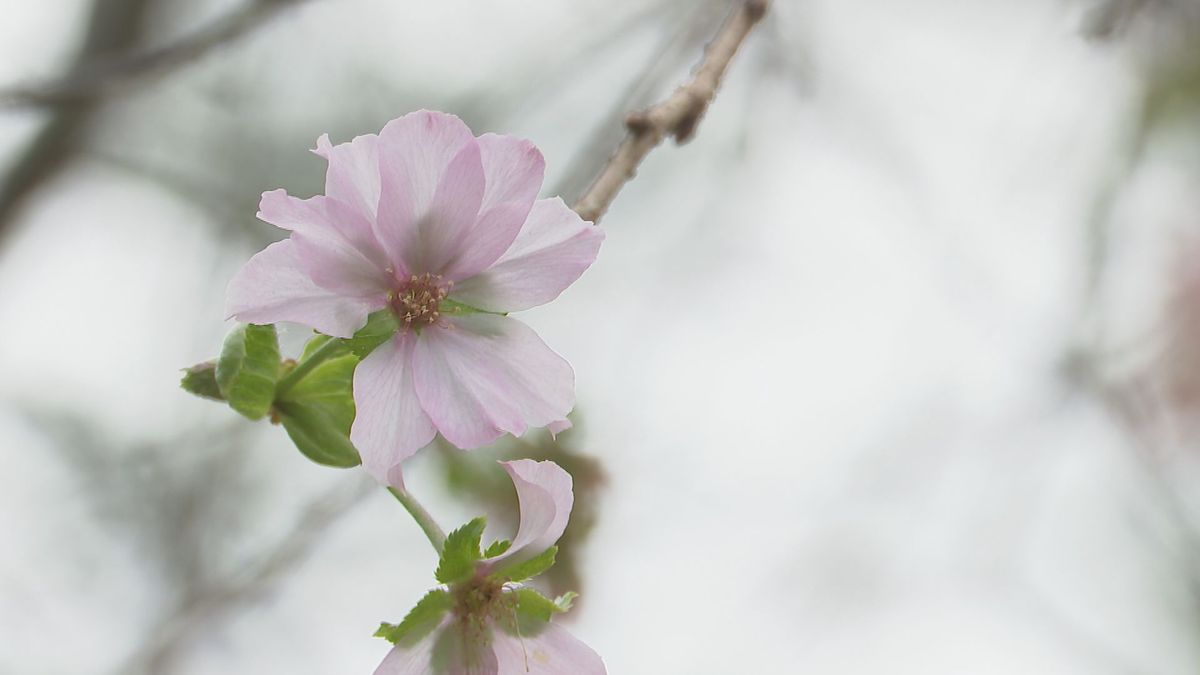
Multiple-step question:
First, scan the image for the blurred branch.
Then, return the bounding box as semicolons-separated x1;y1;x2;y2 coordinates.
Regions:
571;0;768;224
0;0;157;243
0;0;311;246
20;403;376;674
115;476;376;675
0;0;310;110
1083;0;1153;39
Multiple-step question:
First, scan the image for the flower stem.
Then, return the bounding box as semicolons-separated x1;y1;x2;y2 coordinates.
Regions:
274;337;344;397
388;486;447;553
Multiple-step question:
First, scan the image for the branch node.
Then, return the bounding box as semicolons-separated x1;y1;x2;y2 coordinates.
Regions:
571;0;769;223
624;111;653;134
745;0;769;22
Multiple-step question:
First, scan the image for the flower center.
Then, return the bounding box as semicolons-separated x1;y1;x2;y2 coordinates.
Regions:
389;273;451;329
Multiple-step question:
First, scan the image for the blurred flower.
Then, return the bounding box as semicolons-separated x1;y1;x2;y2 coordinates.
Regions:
375;460;606;674
1153;233;1200;418
225;111;604;485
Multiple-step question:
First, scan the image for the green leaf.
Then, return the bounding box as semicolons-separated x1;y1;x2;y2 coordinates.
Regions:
340;310;399;358
554;591;578;613
215;324;280;420
374;589;453;645
300;334;334;361
180;361;223;401
274;353;361;468
512;587;570;623
435;517;487;585
491;546;557;583
483;539;511;559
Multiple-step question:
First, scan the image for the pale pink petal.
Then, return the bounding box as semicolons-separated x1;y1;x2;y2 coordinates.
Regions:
547;418;572;438
225;240;379;338
374;618;499;675
451;198;604;313
313;133;380;222
258;190;392;296
437;134;545;281
351;332;438;486
491;459;573;565
477;133;545;214
375;110;480;277
491;622;606;675
411;315;575;450
373;638;437;675
420;142;486;275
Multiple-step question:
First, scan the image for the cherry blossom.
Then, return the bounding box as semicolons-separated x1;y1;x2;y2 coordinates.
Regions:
226;111;603;485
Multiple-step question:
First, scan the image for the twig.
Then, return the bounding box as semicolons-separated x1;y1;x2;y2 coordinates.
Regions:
552;0;731;202
571;0;768;224
0;0;310;110
388;486;448;553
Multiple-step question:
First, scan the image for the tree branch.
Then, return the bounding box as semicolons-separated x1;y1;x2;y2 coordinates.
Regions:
0;0;311;110
552;0;730;202
0;0;312;246
0;0;157;243
571;0;768;224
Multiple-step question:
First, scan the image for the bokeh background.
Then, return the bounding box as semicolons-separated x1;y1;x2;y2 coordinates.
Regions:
3;0;1200;672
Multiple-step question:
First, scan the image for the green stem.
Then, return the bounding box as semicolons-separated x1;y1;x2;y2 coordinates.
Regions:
388;486;447;553
275;338;344;397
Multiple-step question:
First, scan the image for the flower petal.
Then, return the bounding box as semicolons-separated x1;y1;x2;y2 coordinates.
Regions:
547;418;572;438
375;110;481;277
491;622;606;675
451;198;603;313
492;459;573;565
350;332;438;487
374;618;500;675
437;134;545;281
225;239;379;338
373;639;437;675
313;132;380;223
421;142;486;275
411;315;575;450
258;190;392;296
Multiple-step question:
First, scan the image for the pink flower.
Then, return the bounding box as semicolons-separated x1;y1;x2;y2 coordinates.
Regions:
225;111;603;484
376;460;606;674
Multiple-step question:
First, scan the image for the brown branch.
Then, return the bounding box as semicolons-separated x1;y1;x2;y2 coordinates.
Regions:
0;0;310;110
571;0;768;224
552;0;731;202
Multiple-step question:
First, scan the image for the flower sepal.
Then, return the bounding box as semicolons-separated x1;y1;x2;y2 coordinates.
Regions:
180;322;363;468
214;323;281;420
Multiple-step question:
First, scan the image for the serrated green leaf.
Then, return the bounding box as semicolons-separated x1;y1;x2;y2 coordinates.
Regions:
215;324;280;420
340;310;399;358
553;591;577;613
491;546;556;583
512;587;568;623
436;517;487;585
483;539;511;559
274;353;361;468
180;361;223;401
374;589;453;645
